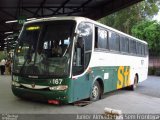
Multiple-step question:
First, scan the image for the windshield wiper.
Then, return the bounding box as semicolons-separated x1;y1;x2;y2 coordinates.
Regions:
19;58;30;74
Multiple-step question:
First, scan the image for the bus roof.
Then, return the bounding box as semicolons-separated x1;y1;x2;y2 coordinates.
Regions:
25;16;147;44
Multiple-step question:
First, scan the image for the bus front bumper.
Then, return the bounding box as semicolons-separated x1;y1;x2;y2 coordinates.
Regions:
12;85;69;104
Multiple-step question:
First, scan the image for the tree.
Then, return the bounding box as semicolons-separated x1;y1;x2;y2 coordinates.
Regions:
131;20;160;55
98;0;159;34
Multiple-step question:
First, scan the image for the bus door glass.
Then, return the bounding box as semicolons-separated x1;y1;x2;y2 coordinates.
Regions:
73;22;93;75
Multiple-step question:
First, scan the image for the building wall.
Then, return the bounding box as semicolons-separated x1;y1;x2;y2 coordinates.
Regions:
149;57;160;68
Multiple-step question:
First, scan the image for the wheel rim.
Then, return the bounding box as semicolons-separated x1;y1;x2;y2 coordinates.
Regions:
92;85;99;100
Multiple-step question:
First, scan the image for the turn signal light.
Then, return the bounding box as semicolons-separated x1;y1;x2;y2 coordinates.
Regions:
87;67;92;73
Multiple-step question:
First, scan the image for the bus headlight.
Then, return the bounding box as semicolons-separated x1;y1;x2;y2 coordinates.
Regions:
49;85;68;91
13;75;19;82
12;75;20;87
12;81;20;87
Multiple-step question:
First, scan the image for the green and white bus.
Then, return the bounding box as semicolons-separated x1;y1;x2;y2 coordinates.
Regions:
12;17;148;104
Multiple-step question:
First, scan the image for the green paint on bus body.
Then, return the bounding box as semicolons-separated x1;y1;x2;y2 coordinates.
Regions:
12;77;71;104
12;66;131;104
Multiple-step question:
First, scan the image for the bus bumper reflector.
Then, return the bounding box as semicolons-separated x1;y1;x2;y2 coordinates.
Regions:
48;100;60;104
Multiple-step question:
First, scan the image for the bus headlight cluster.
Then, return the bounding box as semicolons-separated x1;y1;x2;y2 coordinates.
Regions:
49;85;68;91
13;75;19;82
12;81;20;87
12;75;20;87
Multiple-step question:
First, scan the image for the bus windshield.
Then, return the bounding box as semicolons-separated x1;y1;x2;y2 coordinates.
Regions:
13;20;76;77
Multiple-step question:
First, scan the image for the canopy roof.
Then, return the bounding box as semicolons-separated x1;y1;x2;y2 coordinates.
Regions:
0;0;142;51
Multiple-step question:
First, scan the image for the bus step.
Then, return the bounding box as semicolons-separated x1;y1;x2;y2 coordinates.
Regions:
74;101;91;107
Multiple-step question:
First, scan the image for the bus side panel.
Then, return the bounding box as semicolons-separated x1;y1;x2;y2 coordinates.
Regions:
90;52;148;90
91;66;131;93
102;67;115;93
91;67;114;93
70;74;92;102
116;66;131;90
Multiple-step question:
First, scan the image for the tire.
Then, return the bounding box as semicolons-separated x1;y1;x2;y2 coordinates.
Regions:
90;81;101;101
130;75;138;91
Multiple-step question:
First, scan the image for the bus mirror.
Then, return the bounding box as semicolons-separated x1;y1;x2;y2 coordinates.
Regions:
76;30;82;37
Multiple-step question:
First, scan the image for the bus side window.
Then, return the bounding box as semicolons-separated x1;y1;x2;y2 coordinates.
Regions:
120;37;129;53
95;27;108;50
136;42;142;55
129;39;136;54
108;32;120;51
145;45;148;56
97;28;108;49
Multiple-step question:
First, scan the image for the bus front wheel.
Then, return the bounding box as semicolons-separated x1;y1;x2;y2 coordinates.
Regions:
90;81;101;101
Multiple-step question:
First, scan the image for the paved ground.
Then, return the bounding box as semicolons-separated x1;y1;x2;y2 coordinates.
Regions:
0;75;160;115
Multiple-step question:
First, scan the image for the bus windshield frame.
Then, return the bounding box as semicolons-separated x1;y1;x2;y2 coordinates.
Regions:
13;20;76;78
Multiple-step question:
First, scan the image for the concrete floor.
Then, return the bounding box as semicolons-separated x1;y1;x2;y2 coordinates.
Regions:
0;75;160;118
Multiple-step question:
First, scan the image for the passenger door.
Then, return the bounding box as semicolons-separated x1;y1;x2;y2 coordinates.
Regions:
72;22;93;101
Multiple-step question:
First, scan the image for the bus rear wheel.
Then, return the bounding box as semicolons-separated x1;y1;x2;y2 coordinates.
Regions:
130;75;138;91
90;81;101;101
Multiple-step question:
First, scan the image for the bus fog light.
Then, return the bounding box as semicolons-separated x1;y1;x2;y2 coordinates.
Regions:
49;85;68;91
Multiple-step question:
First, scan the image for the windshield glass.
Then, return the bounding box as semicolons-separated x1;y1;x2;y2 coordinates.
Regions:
13;20;76;77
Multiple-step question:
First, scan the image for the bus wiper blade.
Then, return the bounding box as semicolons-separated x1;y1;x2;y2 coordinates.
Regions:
19;59;28;74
